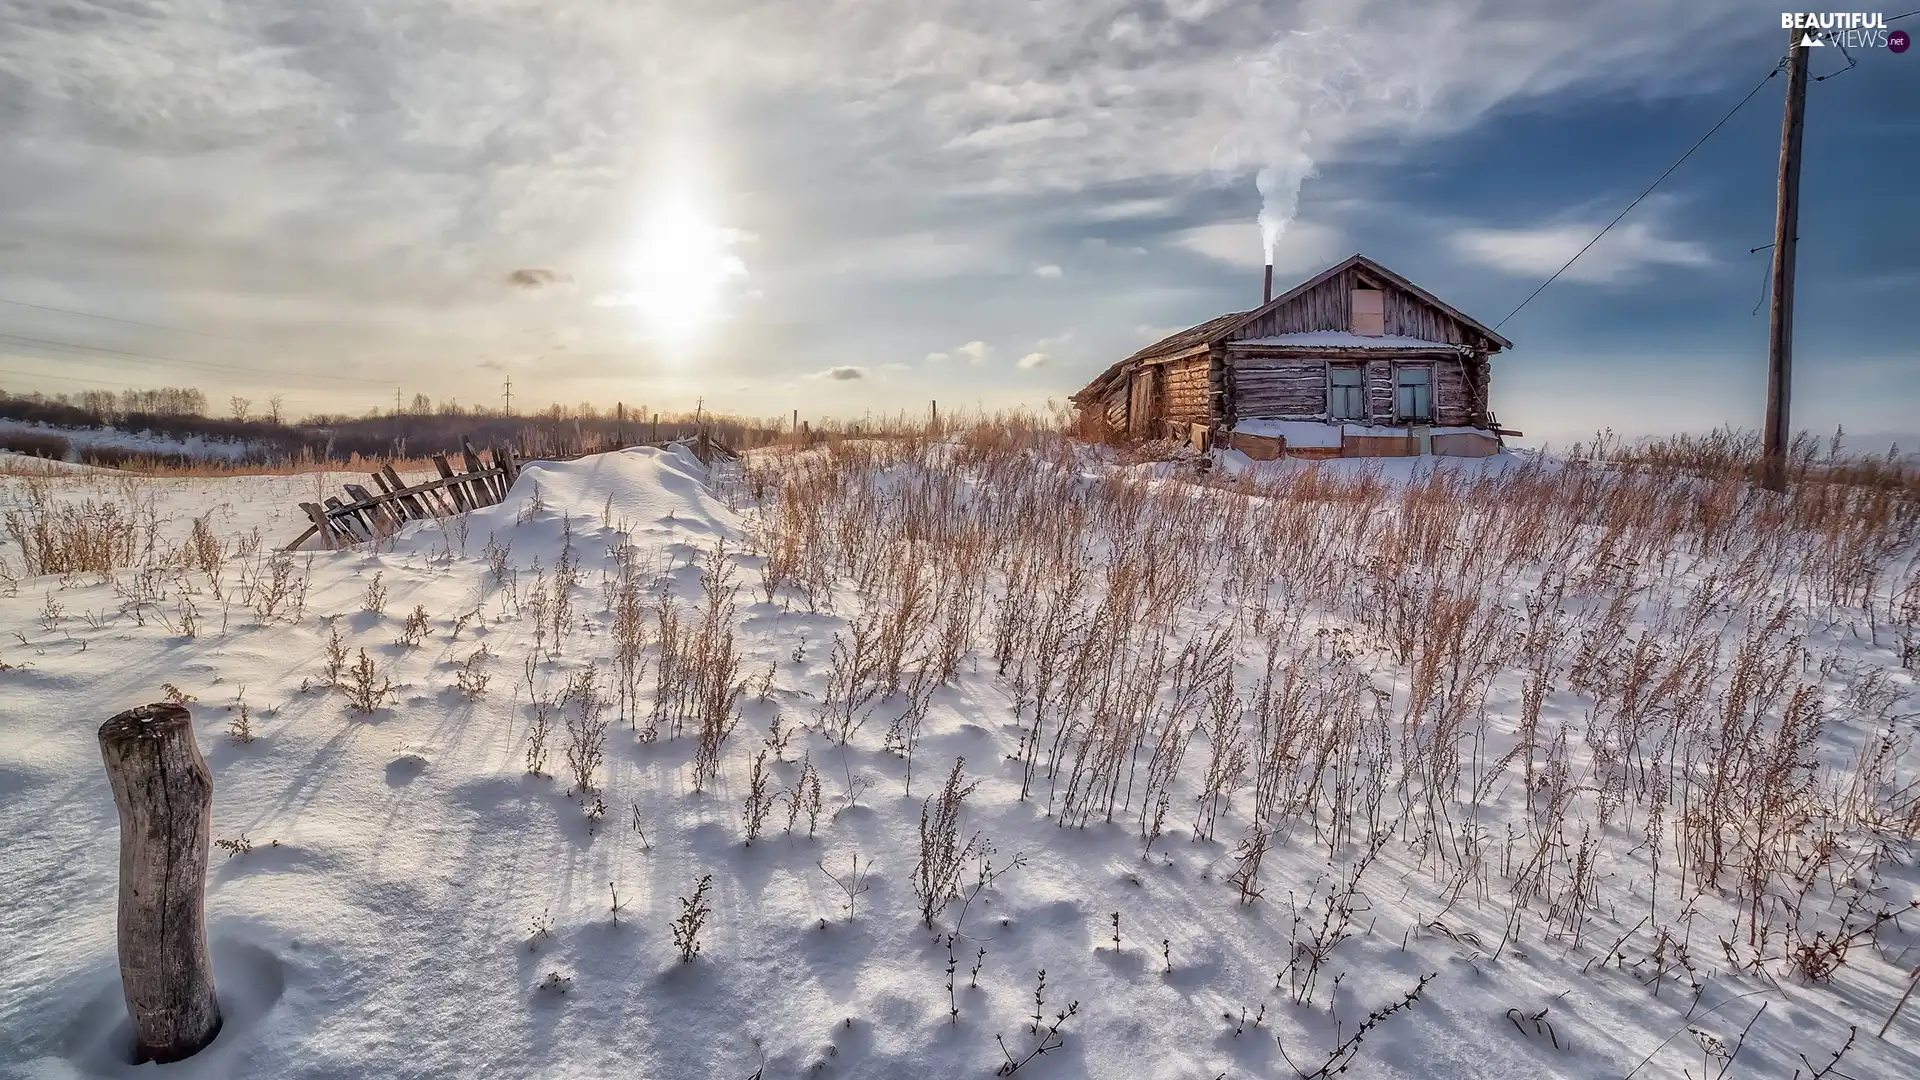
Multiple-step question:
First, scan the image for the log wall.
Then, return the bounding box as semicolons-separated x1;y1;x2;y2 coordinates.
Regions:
1231;358;1327;419
1434;359;1477;426
1161;356;1213;425
1366;361;1395;424
1224;350;1491;429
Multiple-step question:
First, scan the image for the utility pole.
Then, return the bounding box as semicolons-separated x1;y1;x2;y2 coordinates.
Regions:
1762;27;1809;493
502;375;513;417
395;388;401;416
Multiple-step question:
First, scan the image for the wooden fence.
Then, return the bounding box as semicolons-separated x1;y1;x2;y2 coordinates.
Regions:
285;438;520;551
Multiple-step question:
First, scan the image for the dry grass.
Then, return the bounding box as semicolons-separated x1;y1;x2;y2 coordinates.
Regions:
0;450;442;478
739;418;1919;994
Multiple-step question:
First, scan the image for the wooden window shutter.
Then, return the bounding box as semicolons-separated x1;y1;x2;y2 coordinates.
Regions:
1351;288;1385;337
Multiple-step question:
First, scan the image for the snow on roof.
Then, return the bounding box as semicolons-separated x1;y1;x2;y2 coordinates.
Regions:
1232;332;1466;350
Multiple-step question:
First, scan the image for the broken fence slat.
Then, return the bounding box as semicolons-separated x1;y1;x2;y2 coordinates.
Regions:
296;502;335;550
285;438;519;549
495;444;519;489
369;473;409;521
459;438;492;506
381;464;431;519
432;455;471;512
338;485;387;536
342;484;398;535
322;497;370;542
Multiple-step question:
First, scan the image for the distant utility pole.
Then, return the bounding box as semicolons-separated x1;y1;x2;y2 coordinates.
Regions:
395;388;401;416
1762;27;1809;493
502;376;513;417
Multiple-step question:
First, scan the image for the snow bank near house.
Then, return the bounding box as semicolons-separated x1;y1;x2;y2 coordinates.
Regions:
1214;447;1534;483
1231;421;1501;446
1232;419;1339;446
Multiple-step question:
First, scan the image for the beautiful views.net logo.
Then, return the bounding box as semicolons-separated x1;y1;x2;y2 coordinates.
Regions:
1782;12;1910;51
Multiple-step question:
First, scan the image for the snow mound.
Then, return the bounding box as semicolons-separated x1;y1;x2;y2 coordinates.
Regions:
461;444;739;542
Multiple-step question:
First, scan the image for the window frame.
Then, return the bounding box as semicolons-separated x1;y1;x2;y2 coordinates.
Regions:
1394;364;1433;423
1327;363;1366;421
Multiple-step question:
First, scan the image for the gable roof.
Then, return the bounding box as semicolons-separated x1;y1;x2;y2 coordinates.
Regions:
1072;253;1512;403
1251;253;1514;352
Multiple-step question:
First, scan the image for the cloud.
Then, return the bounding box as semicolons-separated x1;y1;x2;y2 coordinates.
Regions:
957;340;990;363
1450;218;1711;283
1034;264;1063;279
506;267;573;290
1017;352;1049;369
0;0;1769;412
811;365;868;380
925;351;950;364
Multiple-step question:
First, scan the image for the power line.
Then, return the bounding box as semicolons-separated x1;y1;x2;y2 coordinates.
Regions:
0;365;144;388
0;329;392;386
0;295;256;341
0;361;326;399
1493;60;1787;331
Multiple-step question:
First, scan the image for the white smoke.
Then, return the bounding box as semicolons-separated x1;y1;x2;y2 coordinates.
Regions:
1219;26;1434;265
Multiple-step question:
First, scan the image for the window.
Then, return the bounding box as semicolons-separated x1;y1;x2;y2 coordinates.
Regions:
1328;365;1365;420
1395;366;1431;421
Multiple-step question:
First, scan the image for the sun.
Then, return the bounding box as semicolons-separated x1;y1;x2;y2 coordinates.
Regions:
626;198;747;344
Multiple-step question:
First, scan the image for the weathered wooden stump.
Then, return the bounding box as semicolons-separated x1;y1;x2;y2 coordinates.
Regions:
98;703;222;1063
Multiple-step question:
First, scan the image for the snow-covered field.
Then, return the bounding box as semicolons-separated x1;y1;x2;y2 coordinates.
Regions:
1;438;1917;1079
0;419;262;464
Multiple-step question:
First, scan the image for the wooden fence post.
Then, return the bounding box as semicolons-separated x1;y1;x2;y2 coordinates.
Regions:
98;703;222;1063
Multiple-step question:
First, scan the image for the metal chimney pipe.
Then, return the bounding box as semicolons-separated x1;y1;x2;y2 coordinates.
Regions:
1262;264;1273;305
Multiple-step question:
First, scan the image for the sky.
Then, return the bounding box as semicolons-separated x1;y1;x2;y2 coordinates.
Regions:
0;1;1914;448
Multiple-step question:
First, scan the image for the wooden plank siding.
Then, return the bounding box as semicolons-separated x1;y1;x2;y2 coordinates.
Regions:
1102;385;1128;433
1232;266;1477;345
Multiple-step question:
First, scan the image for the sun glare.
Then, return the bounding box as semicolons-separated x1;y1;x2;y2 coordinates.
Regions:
626;198;746;345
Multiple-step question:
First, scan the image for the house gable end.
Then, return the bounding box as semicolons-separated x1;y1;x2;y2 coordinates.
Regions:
1220;255;1512;353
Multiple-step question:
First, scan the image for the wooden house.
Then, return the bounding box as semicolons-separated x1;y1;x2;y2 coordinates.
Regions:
1071;254;1515;458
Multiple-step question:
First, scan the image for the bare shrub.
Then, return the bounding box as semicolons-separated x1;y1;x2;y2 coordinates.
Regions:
742;749;773;843
3;477;150;576
344;648;395;714
560;664;608;793
913;758;982;928
819;853;873;922
322;620;348;686
672;874;714;962
456;644;492;698
398;604;430;647
227;687;254;743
